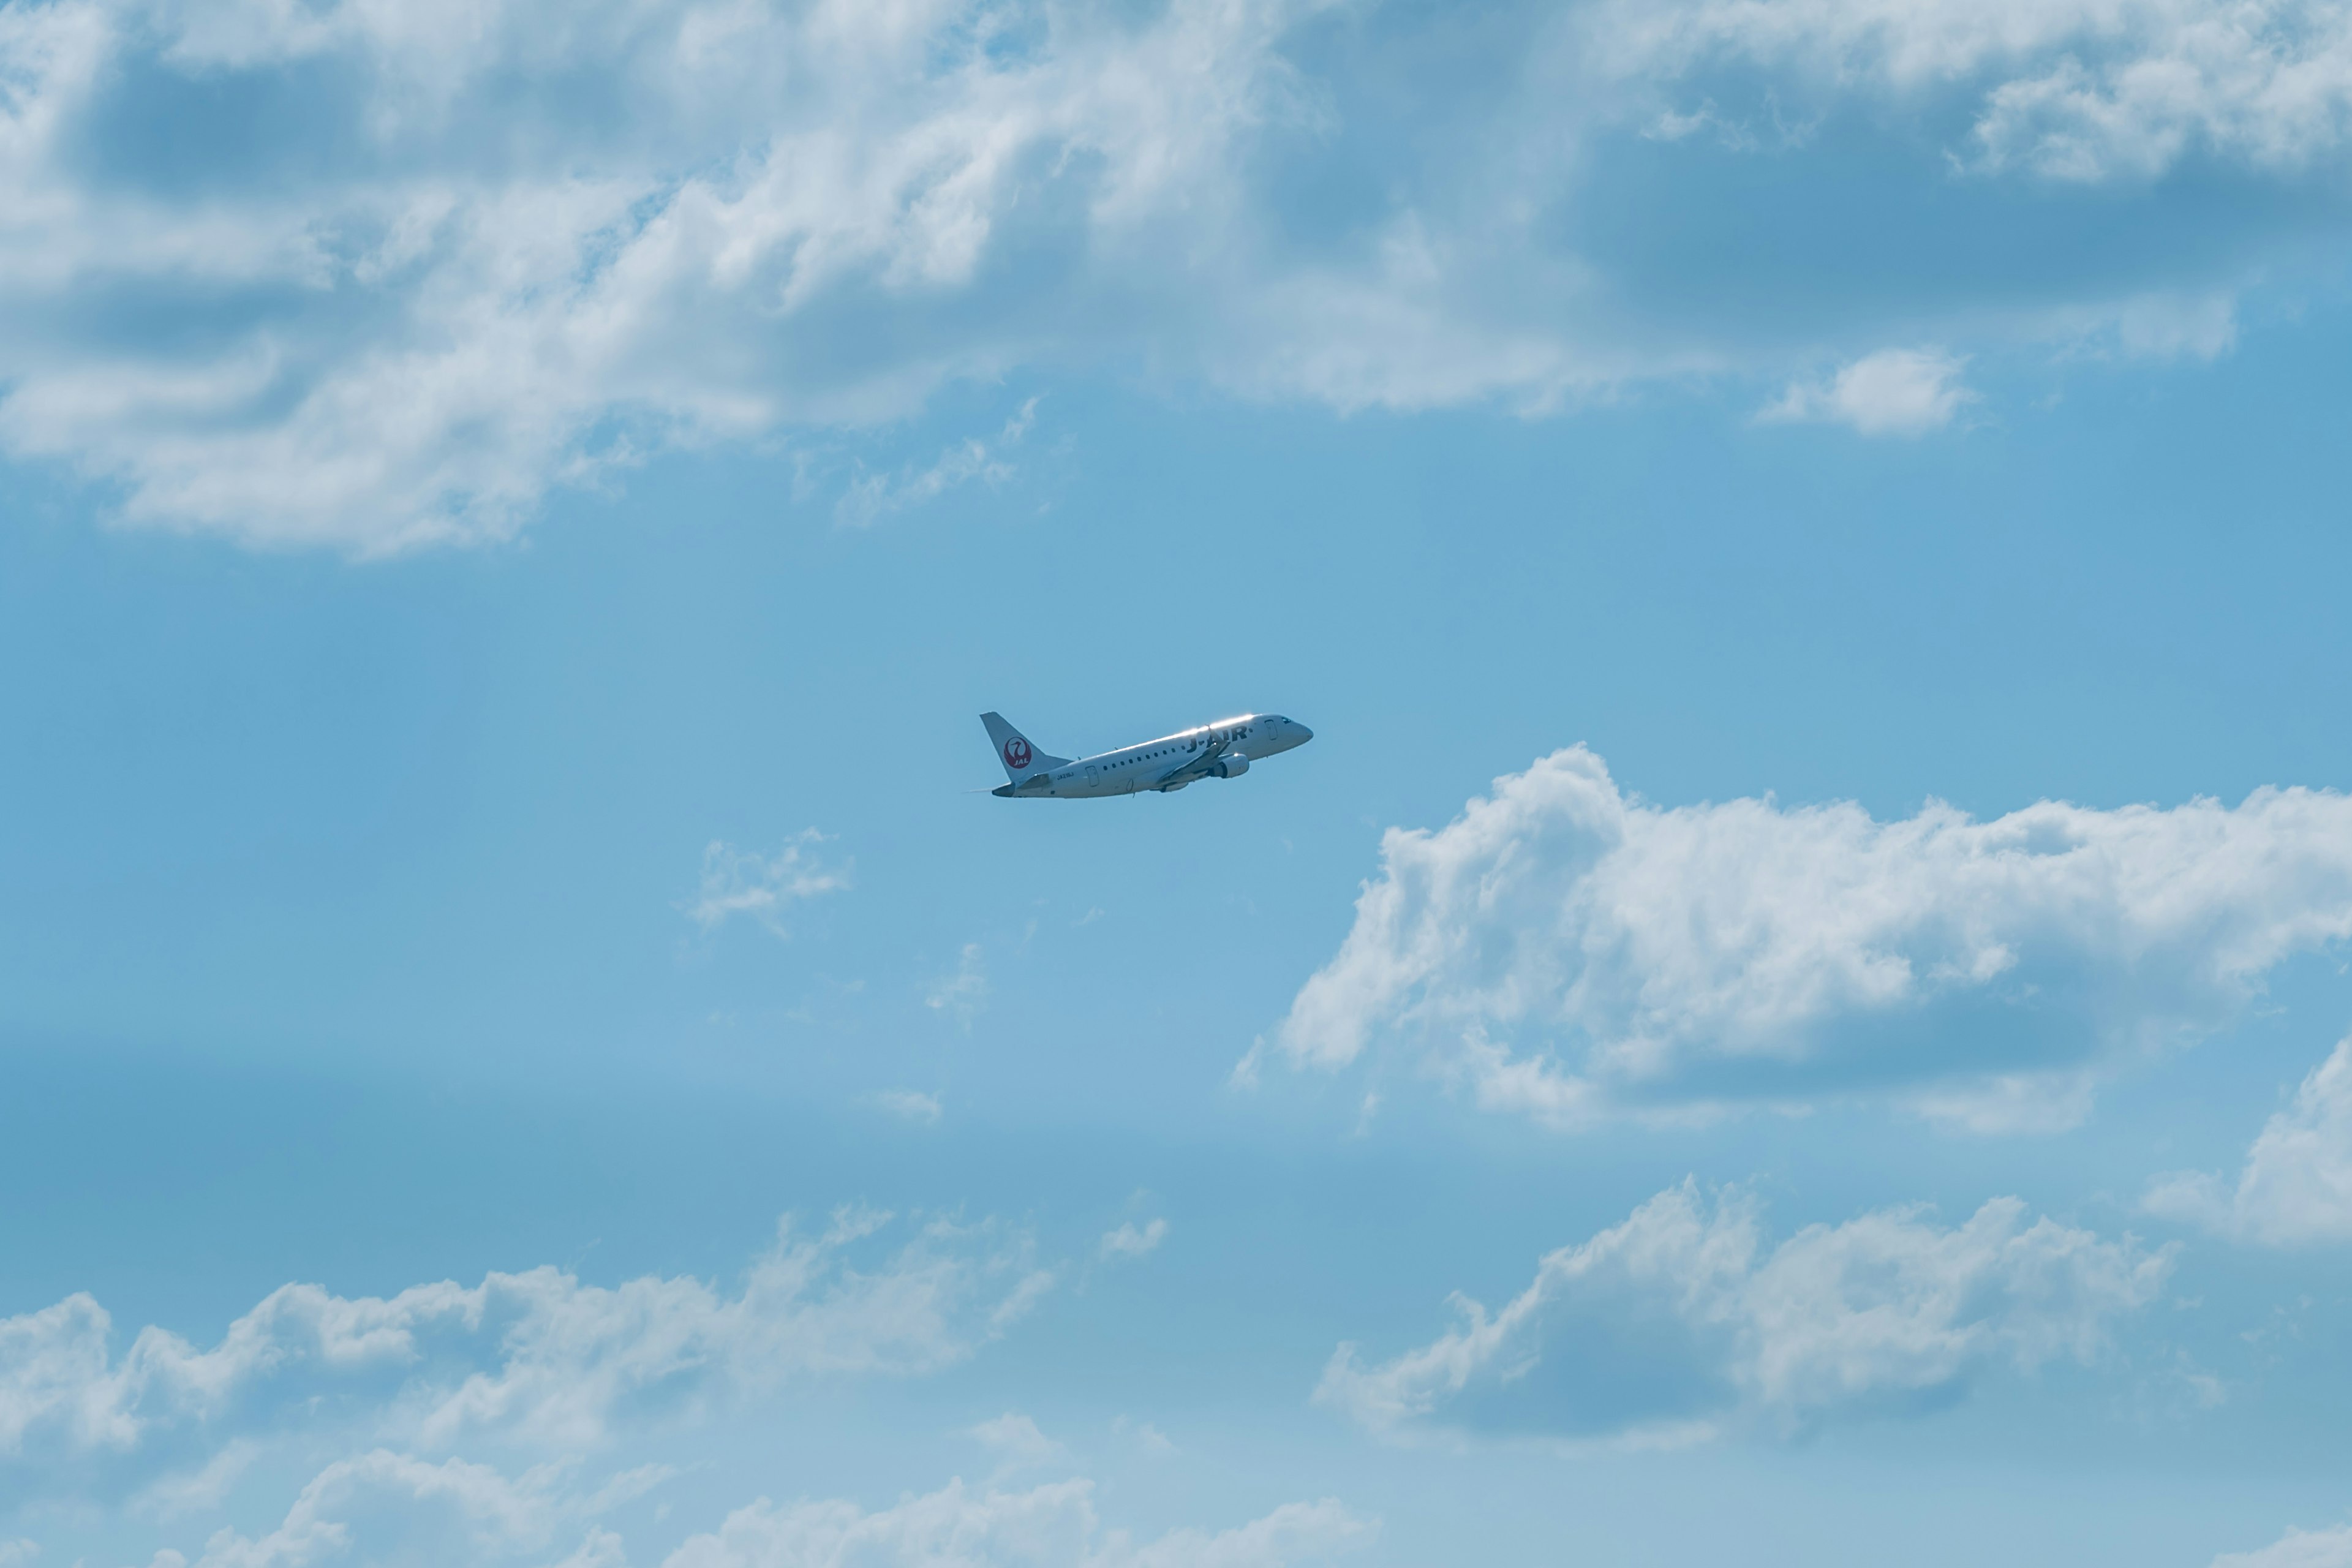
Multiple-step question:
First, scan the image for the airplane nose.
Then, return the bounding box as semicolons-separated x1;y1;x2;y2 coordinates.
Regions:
1296;723;1314;742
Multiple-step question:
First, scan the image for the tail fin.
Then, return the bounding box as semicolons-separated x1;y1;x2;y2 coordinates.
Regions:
981;712;1069;785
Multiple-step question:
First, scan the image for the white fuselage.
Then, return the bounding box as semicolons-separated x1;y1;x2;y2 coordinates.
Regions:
1008;714;1312;799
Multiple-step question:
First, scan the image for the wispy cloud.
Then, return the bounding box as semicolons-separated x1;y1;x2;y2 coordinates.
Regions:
687;832;848;938
925;944;989;1028
1099;1219;1168;1262
663;1477;1370;1568
836;399;1039;527
873;1090;944;1126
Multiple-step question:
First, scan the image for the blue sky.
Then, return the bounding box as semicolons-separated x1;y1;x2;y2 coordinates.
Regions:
8;2;2352;1565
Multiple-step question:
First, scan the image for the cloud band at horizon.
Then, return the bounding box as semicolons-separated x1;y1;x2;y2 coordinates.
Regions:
1268;747;2352;1133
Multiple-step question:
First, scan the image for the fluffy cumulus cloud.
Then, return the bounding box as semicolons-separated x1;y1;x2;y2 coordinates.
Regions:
1317;1181;2170;1446
0;1207;1050;1499
663;1477;1370;1568
1759;349;1973;435
2147;1034;2352;1245
1272;747;2352;1132
6;0;2352;551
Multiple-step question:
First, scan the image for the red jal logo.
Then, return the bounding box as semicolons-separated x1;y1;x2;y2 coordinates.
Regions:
1003;737;1033;769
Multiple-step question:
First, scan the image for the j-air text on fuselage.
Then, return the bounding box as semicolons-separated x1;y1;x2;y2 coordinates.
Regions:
980;711;1313;799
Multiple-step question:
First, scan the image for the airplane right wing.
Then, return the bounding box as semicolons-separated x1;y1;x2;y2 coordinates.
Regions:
1149;736;1229;790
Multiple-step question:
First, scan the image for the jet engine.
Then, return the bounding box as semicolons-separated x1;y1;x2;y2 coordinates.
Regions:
1212;752;1250;778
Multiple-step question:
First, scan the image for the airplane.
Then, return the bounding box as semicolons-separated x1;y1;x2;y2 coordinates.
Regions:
980;710;1313;798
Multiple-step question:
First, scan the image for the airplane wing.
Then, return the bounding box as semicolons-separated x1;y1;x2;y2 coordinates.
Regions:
1150;736;1228;789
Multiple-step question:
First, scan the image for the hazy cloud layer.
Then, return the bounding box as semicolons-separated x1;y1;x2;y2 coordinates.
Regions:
1274;747;2352;1131
1318;1181;2169;1446
6;0;2351;551
2147;1033;2352;1245
0;1208;1050;1500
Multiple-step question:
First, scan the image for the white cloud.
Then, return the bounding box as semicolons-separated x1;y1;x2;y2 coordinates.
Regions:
1760;349;1973;435
688;833;849;938
1274;747;2352;1132
2213;1523;2352;1568
1317;1181;2170;1445
1098;1220;1167;1262
2147;1034;2352;1245
659;1477;1371;1568
0;1540;33;1567
836;398;1038;527
925;944;989;1028
0;1208;1050;1498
